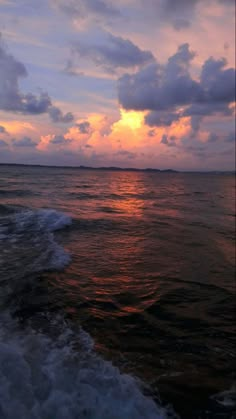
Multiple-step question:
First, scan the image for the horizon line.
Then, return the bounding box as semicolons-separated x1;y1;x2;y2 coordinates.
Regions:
0;162;234;173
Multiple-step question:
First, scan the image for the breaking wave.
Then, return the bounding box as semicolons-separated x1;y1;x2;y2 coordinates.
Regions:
0;314;174;419
0;208;72;291
0;206;176;419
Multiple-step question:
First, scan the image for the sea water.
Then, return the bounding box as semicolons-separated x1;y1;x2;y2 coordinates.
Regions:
0;165;235;418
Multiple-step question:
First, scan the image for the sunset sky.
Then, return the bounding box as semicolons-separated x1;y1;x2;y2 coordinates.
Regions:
0;0;235;170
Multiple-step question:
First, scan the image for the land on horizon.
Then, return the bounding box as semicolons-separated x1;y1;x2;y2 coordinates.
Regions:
0;162;235;174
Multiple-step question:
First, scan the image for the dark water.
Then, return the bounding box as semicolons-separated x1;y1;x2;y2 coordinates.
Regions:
0;165;235;419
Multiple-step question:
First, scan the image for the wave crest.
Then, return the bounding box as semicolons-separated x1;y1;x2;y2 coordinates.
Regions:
0;207;72;302
0;314;173;419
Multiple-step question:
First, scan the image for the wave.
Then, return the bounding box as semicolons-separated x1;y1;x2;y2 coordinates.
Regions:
0;314;174;419
0;204;24;216
0;189;36;197
211;386;236;408
0;206;175;418
0;208;72;302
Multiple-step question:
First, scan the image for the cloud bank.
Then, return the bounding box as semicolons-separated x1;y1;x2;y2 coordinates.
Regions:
118;44;235;127
0;34;74;123
72;32;155;73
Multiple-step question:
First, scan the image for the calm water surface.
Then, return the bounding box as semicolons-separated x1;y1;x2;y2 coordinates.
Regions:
0;165;235;419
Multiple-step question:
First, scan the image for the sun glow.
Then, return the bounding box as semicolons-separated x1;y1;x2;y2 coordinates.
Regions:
119;109;144;130
0;121;36;135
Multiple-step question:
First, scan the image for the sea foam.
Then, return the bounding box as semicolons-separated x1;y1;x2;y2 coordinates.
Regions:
0;208;72;280
0;315;174;419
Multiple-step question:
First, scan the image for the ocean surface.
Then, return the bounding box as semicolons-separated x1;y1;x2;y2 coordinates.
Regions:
0;164;235;419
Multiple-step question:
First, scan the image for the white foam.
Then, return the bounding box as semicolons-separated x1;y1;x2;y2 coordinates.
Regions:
13;208;72;233
0;208;72;283
35;209;72;232
0;315;174;419
211;386;236;408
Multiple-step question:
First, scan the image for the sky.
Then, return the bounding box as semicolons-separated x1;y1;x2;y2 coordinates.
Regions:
0;0;235;170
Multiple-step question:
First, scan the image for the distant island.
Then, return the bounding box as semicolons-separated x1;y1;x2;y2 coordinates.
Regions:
0;163;234;174
0;163;178;172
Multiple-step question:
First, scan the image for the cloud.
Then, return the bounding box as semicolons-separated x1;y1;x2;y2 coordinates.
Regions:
183;102;233;117
218;0;235;5
207;132;219;143
54;0;120;20
0;125;7;134
161;134;177;147
0;139;8;147
189;115;202;134
118;44;236;127
118;44;199;111
142;0;235;29
137;0;199;30
0;34;50;113
0;34;74;122
50;134;72;144
159;0;199;19
145;111;180;126
200;57;235;102
76;121;91;134
226;132;235;143
12;136;37;147
48;106;74;123
115;149;136;159
72;32;154;73
148;129;156;137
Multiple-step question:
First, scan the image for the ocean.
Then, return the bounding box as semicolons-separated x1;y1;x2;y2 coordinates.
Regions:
0;164;235;419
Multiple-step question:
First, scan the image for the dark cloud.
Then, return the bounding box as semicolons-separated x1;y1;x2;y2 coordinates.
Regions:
148;129;156;137
160;0;199;18
203;131;234;144
183;102;233;117
190;115;202;133
207;133;219;143
0;125;7;134
0;139;8;147
21;92;52;114
225;132;235;143
172;19;190;31
12;137;37;147
48;106;74;123
145;111;180;126
218;0;235;5
76;121;91;134
144;0;235;29
50;135;71;145
64;59;84;77
201;57;235;102
115;149;136;159
0;34;74;123
0;34;27;111
161;134;177;147
118;44;235;127
0;35;51;113
56;0;120;19
139;0;198;30
160;134;168;145
184;144;207;158
118;44;200;111
72;33;154;73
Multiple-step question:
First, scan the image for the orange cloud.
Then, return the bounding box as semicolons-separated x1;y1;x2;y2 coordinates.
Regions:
35;108;193;161
167;117;192;140
0;120;36;137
